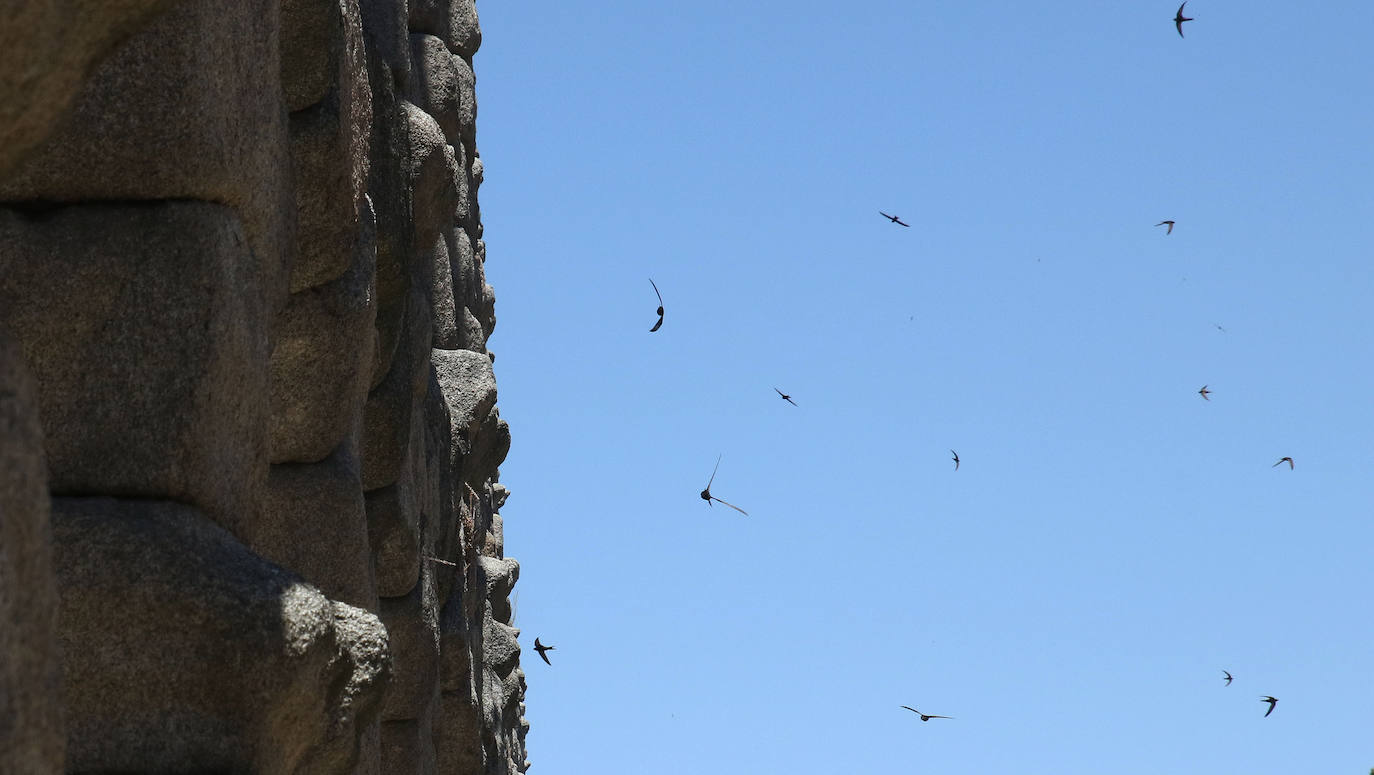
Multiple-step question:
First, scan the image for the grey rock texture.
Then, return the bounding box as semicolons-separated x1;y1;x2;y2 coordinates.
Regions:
0;334;63;773
53;497;389;774
0;0;181;177
0;0;525;771
0;202;271;535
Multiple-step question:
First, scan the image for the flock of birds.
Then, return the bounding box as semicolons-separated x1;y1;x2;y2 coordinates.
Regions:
527;1;1300;732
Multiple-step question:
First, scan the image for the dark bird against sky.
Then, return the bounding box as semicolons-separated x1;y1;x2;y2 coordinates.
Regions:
1198;385;1211;401
700;455;748;515
1156;219;1175;234
900;706;953;722
879;211;911;228
1273;457;1294;470
1261;696;1278;717
1174;3;1193;37
533;637;555;666
1223;670;1233;686
774;388;797;406
649;278;664;332
951;450;960;471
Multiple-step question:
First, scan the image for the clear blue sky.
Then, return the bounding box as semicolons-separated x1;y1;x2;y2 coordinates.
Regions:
474;2;1374;772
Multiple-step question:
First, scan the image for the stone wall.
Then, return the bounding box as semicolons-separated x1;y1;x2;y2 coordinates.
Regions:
0;1;525;772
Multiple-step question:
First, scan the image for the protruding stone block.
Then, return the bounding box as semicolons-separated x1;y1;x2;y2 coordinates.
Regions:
0;0;296;308
408;0;481;58
270;202;378;464
257;442;378;610
362;287;433;491
427;234;461;349
407;34;470;146
0;202;269;534
366;463;421;599
404;101;458;249
0;0;180;176
431;348;497;459
286;0;373;292
379;572;441;722
52;497;390;774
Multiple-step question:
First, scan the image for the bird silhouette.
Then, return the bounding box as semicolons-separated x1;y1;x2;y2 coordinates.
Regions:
700;455;748;515
879;211;911;227
1174;3;1193;37
774;388;797;406
1273;457;1294;470
951;450;960;471
1223;670;1233;686
1198;385;1211;400
1261;696;1278;717
533;637;554;666
900;706;953;721
649;278;664;332
1156;220;1175;234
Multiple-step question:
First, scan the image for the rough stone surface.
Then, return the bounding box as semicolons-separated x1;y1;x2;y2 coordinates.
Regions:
0;334;63;773
408;35;466;145
363;287;434;492
257;442;378;611
52;497;390;774
271;203;379;464
0;0;180;176
429;234;462;349
0;0;297;310
286;0;373;292
0;202;270;533
0;0;524;770
409;0;482;58
380;572;442;722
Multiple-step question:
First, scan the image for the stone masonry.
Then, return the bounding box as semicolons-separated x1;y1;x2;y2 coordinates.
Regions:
0;1;525;772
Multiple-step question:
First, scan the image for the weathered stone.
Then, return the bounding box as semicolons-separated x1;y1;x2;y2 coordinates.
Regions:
271;204;378;463
407;34;465;145
404;101;459;249
380;709;438;775
447;226;496;350
366;464;421;599
431;349;498;459
379;571;441;721
428;234;461;349
353;720;382;775
0;202;269;534
0;0;180;177
457;306;489;357
281;0;365;113
365;58;414;390
0;0;296;311
257;442;377;611
0;334;63;773
480;557;520;627
359;0;411;92
484;620;520;677
286;0;372;292
362;286;433;491
53;497;390;774
419;367;460;591
408;0;481;58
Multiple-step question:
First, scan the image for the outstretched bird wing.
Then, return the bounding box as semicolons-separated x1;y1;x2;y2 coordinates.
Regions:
900;706;921;715
711;496;749;516
649;278;664;332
